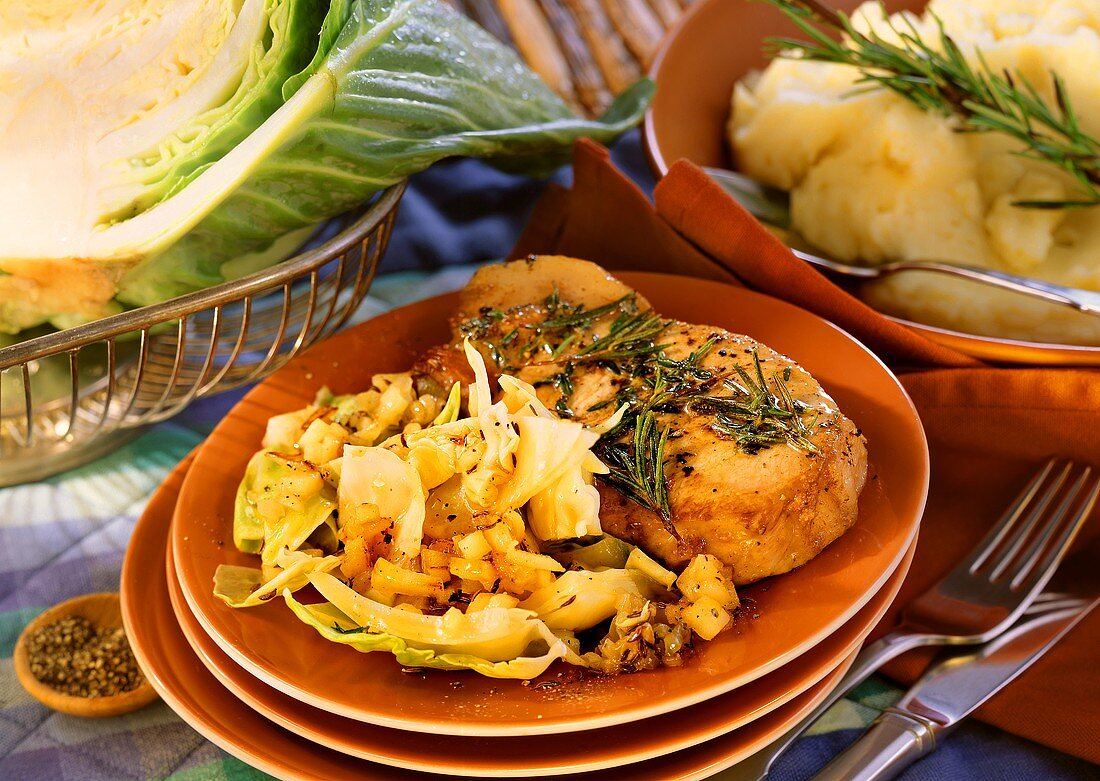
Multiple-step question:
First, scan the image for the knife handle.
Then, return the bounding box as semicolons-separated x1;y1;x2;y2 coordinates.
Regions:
811;709;938;781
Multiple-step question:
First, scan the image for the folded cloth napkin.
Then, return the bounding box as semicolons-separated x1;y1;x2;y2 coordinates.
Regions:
511;139;1100;764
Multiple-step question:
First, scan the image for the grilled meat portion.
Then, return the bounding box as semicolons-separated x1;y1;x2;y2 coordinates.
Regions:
417;256;868;584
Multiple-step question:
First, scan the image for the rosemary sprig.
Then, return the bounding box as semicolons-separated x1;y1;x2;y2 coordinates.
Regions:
538;293;637;329
763;0;1100;208
460;291;824;527
691;352;821;456
599;410;674;526
575;310;668;359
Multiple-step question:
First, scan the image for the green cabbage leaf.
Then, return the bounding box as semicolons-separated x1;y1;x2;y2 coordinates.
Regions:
283;571;580;677
0;0;652;333
214;549;341;607
233;450;336;562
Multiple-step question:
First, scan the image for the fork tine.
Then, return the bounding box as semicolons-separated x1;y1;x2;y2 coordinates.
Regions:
1008;468;1100;590
967;458;1061;573
1033;591;1073;603
1025;596;1089;615
987;462;1079;579
990;462;1085;581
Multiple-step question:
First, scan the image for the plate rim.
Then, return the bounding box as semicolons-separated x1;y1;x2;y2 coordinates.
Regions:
167;502;916;776
123;459;869;781
172;271;928;735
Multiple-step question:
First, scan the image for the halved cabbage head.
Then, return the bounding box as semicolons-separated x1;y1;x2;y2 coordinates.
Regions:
0;0;652;333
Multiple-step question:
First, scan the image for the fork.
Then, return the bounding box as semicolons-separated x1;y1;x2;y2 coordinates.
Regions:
716;458;1100;781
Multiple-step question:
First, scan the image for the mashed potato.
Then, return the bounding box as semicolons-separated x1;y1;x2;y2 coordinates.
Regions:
730;0;1100;345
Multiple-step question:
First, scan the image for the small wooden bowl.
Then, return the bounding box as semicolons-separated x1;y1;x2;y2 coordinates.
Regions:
14;592;158;718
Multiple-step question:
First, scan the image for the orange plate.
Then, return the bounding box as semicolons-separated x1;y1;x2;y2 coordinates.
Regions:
169;525;914;775
126;460;868;781
644;0;1100;367
172;272;928;735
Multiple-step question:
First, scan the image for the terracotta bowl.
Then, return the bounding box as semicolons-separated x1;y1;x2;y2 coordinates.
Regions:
642;0;1100;366
644;0;925;176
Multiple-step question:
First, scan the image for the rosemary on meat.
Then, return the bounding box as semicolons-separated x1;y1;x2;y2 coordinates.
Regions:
691;358;821;456
600;410;674;523
461;290;823;527
763;0;1100;208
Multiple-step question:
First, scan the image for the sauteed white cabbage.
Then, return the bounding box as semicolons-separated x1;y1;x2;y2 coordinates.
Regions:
215;342;741;678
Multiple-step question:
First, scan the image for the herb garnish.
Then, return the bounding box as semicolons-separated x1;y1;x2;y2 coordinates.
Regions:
460;289;823;527
600;410;674;525
691;353;821;455
764;0;1100;208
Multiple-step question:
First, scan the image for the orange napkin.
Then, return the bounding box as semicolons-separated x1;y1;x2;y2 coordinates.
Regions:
511;140;1100;763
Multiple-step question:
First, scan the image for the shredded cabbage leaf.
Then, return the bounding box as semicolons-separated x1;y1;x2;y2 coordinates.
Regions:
340;445;427;564
214;549;341;607
520;569;663;631
284;590;575;679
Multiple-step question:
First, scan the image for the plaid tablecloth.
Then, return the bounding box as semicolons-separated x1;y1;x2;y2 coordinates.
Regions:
1;138;1096;780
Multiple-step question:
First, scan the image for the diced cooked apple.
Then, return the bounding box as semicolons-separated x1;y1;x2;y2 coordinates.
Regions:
371;558;442;598
504;548;565;572
339;502;388;541
483;522;519;553
677;554;739;611
299;418;349;465
682;596;732;640
449;557;498;589
456;530;492;560
340;537;371;581
420;547;451;580
273;468;323;505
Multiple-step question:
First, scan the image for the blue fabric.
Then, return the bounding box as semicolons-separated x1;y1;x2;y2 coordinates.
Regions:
778;723;1099;781
381;132;656;271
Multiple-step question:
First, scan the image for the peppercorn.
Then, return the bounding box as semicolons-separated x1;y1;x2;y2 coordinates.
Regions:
25;616;144;698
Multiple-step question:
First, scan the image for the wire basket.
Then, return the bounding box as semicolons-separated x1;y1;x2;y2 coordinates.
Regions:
0;183;405;486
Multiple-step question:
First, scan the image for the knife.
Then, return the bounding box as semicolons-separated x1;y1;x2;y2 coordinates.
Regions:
811;595;1098;781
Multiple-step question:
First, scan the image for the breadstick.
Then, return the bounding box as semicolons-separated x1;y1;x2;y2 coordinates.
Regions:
646;0;682;28
497;0;577;106
464;0;515;46
562;0;641;93
537;0;613;114
601;0;665;67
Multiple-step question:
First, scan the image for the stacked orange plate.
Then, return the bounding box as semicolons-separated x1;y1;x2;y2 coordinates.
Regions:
121;272;928;780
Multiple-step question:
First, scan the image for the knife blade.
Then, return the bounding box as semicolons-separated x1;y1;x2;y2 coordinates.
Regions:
810;595;1098;781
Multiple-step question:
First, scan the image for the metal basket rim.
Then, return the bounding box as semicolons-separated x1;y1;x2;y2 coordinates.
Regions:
0;182;406;370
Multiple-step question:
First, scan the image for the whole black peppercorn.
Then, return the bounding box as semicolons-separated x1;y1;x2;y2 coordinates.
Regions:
25;616;144;698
